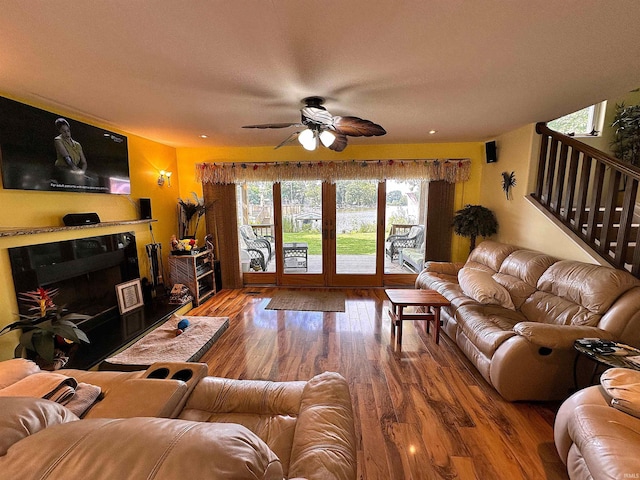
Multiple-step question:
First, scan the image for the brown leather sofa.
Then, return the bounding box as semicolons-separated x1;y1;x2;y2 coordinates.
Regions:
0;358;356;480
415;240;640;401
554;368;640;479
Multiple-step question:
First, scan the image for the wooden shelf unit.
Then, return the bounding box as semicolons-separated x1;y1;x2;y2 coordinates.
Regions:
168;250;216;306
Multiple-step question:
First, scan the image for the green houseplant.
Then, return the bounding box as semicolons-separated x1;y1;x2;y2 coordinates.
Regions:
611;102;640;167
0;287;89;369
452;204;498;253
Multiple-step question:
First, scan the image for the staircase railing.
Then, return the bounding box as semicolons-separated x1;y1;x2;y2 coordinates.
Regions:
533;122;640;276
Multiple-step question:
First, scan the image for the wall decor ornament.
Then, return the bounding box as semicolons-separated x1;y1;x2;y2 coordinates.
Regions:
501;171;516;200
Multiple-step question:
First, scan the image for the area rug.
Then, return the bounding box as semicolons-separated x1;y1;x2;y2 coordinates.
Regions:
101;315;229;371
265;290;346;312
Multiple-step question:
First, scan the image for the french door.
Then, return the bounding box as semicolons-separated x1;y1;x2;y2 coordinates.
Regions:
275;180;391;287
238;179;423;287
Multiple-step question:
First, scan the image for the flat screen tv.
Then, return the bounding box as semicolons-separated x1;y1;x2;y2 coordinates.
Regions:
0;96;130;194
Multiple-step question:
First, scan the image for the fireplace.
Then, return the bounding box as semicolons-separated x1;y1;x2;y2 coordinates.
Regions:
8;232;186;369
9;232;140;323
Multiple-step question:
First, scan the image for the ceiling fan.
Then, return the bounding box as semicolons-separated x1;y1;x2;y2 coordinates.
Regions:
242;96;386;152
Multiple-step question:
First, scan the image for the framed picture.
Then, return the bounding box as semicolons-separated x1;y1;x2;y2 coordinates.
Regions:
115;279;144;314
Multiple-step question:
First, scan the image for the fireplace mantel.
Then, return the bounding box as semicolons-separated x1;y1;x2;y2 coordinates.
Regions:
0;219;156;238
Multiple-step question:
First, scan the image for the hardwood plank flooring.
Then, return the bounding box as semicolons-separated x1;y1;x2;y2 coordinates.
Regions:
191;287;569;480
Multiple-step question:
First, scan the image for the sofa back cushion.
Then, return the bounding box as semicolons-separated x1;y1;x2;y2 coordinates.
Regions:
458;267;515;310
493;250;557;309
522;261;639;326
465;241;519;273
0;397;78;456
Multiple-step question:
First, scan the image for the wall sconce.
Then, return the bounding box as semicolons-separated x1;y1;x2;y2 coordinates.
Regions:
158;170;172;187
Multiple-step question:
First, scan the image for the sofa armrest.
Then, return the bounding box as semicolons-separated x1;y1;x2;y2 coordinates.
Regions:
423;261;465;276
83;378;188;419
288;372;356;480
513;322;615;349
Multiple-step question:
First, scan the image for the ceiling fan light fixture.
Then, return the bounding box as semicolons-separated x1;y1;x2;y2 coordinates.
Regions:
319;130;336;147
298;128;317;150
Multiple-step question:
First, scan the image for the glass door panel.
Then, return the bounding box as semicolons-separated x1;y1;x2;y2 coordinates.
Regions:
236;182;275;273
335;180;378;274
280;180;323;275
384;180;425;274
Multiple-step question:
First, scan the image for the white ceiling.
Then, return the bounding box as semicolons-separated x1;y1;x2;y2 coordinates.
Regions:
1;1;639;149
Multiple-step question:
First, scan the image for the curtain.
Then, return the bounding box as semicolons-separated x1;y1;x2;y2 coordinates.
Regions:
197;158;471;184
203;183;243;289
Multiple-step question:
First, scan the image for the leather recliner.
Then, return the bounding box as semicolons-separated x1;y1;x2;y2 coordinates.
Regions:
0;358;357;480
416;240;640;401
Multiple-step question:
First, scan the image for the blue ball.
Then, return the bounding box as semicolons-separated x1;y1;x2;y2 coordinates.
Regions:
177;319;190;330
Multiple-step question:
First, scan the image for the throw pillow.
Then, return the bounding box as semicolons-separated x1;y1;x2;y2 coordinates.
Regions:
458;267;515;310
600;367;640;419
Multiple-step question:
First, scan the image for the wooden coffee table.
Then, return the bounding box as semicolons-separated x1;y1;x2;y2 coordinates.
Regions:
385;289;450;346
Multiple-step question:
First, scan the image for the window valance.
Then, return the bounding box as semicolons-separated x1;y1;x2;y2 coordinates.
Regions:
196;158;471;185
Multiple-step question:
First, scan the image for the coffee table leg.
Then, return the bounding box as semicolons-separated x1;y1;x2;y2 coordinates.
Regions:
389;302;397;343
397;305;404;346
433;306;440;344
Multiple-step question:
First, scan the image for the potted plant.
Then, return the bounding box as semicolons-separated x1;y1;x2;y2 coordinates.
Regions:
452;204;498;252
611;102;640;167
0;287;90;370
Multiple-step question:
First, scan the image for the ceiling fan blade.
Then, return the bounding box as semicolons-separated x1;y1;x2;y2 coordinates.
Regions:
274;131;301;149
332;116;386;137
328;134;348;152
242;122;301;129
301;106;333;127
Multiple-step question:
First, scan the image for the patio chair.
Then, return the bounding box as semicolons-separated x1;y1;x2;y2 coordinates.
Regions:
239;224;273;262
385;224;424;260
239;235;269;271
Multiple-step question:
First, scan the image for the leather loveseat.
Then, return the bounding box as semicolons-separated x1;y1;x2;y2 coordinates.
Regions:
554;368;640;479
415;240;640;401
0;358;356;480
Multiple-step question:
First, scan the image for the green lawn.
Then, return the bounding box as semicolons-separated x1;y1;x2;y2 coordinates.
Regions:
283;232;376;255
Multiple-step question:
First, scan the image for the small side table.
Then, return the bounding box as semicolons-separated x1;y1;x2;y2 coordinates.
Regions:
385;289;450;347
283;242;308;270
573;339;640;388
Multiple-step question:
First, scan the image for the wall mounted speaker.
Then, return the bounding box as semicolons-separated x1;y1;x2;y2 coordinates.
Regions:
139;198;152;220
485;141;497;163
63;212;100;226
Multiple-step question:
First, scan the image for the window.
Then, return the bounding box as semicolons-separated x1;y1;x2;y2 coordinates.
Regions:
548;101;607;136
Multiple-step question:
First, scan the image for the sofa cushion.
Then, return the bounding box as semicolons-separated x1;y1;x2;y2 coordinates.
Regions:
455;305;525;357
600;368;640;419
521;291;598;326
537;261;639;315
458;267;515;310
494;250;557;309
179;376;306;475
0;397;79;456
0;417;284;480
465;240;519;273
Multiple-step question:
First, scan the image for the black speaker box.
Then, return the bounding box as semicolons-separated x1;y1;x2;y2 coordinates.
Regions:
139;198;152;220
485;141;497;163
63;212;100;226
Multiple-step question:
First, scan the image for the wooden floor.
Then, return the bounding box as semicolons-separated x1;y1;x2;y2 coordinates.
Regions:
191;287;569;480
